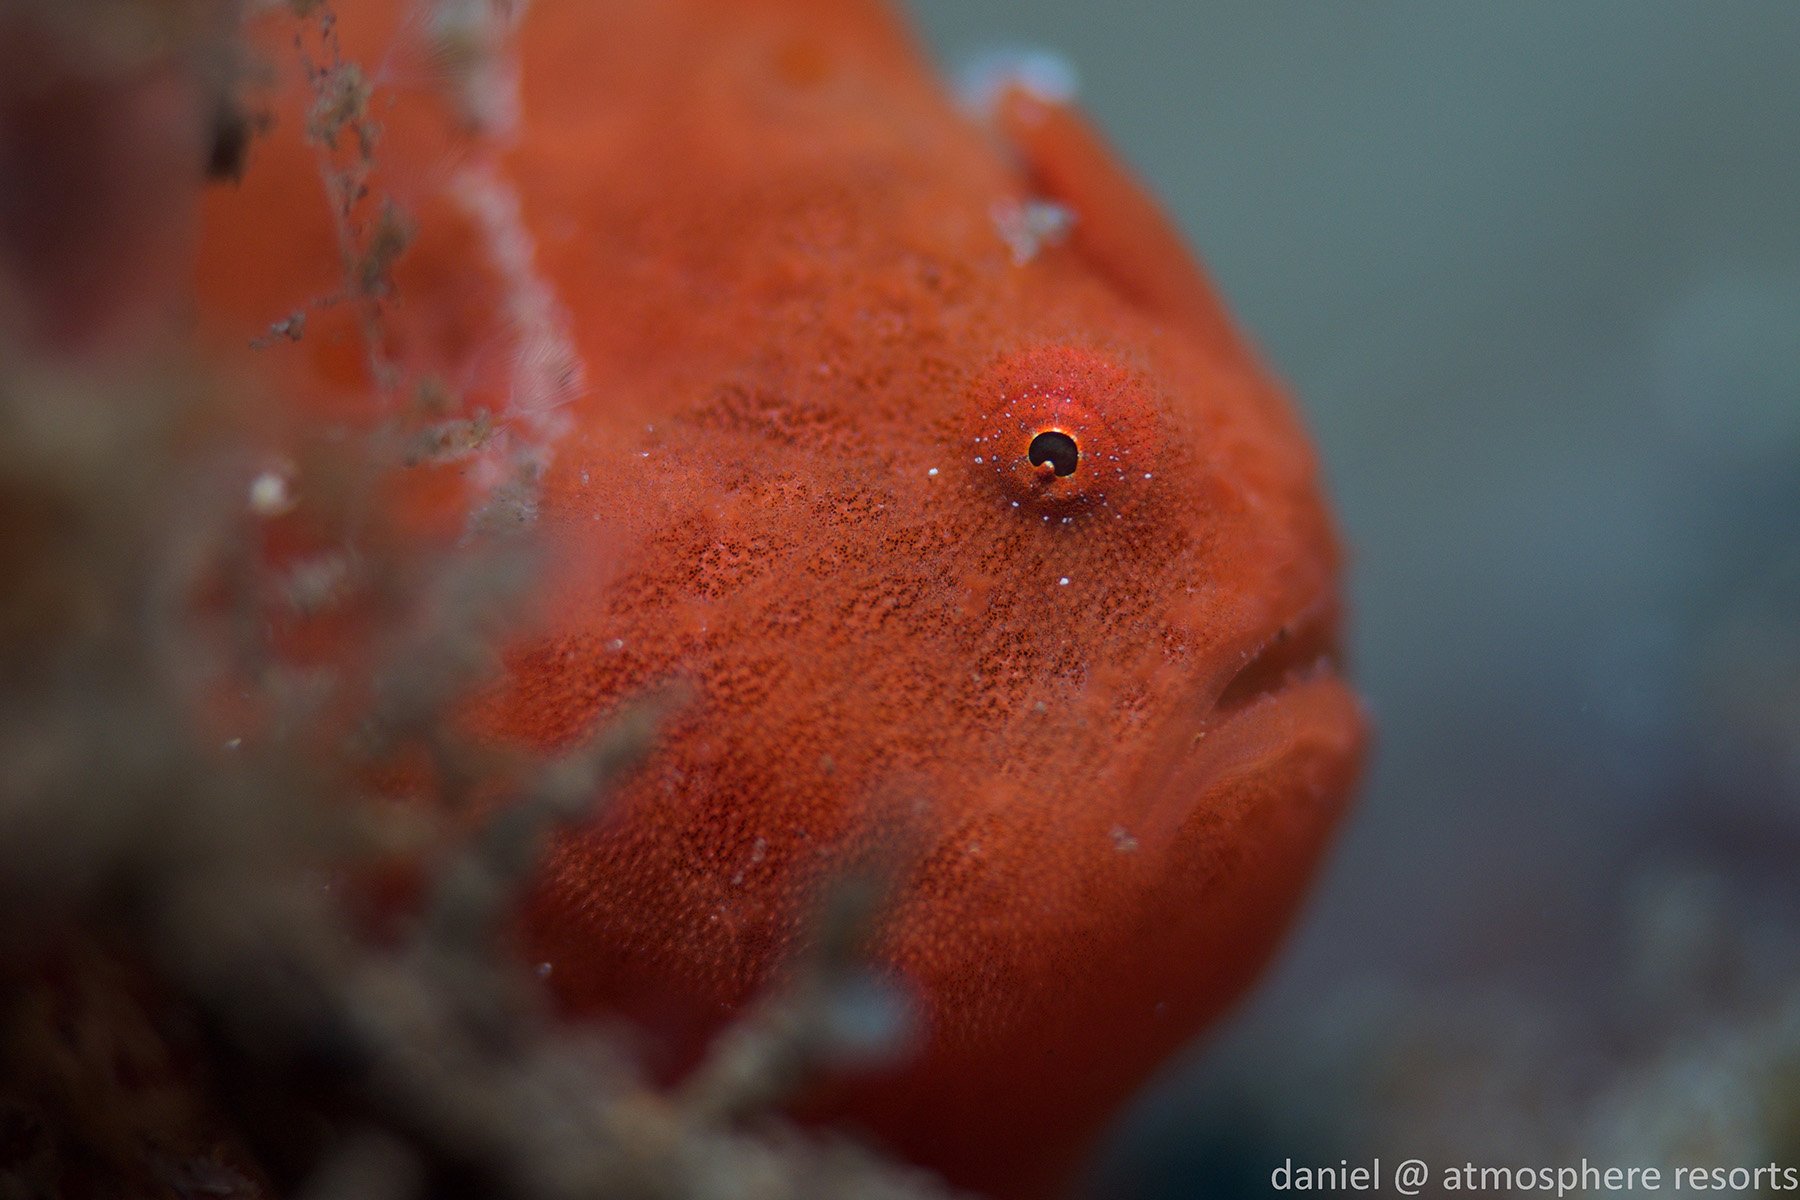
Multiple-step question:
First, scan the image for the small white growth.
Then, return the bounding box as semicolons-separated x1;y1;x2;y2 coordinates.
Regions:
248;469;295;517
607;638;625;651
454;161;585;502
954;45;1080;116
252;310;307;348
1058;576;1071;586
991;197;1075;266
427;0;529;135
927;467;939;477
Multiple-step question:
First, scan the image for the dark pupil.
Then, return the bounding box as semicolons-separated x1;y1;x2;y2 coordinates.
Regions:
1027;430;1080;477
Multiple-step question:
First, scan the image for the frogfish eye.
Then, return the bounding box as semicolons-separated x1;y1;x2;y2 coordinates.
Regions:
961;345;1166;519
1027;430;1080;477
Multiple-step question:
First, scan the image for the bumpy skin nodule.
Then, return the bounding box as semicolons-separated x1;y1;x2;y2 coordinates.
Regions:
197;2;1367;1196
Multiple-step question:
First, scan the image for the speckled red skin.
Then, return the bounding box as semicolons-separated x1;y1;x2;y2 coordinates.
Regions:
197;2;1366;1196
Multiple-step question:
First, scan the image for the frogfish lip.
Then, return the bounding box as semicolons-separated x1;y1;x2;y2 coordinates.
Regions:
1205;597;1348;728
1127;597;1366;847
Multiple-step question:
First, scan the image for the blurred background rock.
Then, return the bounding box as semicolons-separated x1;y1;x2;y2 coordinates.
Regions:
907;1;1800;1195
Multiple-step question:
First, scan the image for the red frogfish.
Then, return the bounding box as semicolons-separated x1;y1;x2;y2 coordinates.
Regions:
195;1;1367;1195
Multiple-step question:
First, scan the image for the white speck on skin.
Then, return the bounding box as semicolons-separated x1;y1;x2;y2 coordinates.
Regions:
1111;825;1140;853
1058;576;1070;586
607;638;625;651
248;469;294;517
927;467;939;476
990;197;1075;266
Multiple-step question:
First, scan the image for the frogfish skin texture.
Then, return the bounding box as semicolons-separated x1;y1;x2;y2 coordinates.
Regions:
195;1;1368;1196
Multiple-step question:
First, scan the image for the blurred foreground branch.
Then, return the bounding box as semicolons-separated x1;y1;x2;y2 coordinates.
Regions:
0;4;960;1199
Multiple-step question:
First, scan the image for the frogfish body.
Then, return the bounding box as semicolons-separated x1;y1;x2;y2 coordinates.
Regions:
196;1;1367;1195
